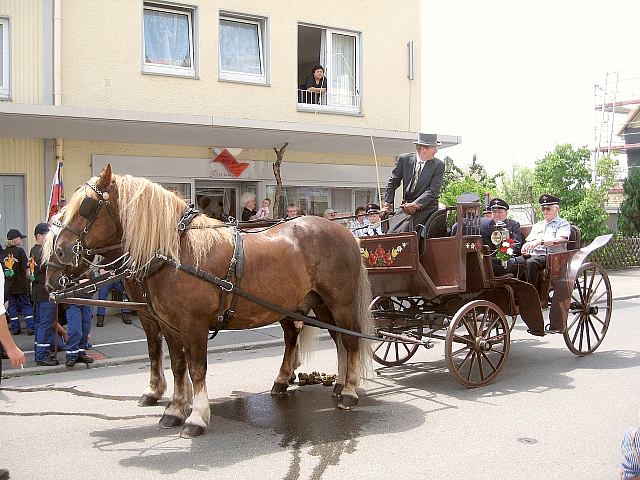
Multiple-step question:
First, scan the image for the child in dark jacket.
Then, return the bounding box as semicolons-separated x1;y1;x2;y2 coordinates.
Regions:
2;229;34;335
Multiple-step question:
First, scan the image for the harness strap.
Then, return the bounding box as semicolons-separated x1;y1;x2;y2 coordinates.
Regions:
156;254;387;344
214;227;244;338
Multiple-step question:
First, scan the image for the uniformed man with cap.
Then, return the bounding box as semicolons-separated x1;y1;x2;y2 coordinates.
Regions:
521;194;571;286
381;133;445;233
489;197;522;256
363;203;383;236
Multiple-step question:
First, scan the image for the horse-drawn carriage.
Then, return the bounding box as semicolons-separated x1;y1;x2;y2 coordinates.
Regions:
360;201;613;387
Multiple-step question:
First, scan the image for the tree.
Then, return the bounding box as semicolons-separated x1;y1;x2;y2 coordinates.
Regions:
533;144;617;242
442;155;464;191
440;154;501;206
618;166;640;236
272;142;288;218
498;164;537;223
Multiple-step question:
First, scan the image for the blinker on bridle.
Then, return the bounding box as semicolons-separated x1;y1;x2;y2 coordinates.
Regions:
53;182;118;268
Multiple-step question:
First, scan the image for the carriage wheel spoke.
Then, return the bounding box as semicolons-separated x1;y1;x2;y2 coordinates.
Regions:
455;348;473;371
591;313;607;328
571;315;584;344
482;316;499;338
452;334;474;346
578;315;585;350
393;342;400;362
466;352;477;381
452;344;471;356
477;351;485;380
585;316;592;350
587;317;601;343
591;289;608;304
462;318;475;338
567;313;580;331
480;350;497;373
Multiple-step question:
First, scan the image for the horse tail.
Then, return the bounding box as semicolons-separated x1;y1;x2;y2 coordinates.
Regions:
297;322;319;365
354;262;374;382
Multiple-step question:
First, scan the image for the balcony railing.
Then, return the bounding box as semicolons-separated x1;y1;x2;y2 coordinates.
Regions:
297;89;361;114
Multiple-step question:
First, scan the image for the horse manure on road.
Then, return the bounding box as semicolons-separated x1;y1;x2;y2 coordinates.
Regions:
297;371;337;386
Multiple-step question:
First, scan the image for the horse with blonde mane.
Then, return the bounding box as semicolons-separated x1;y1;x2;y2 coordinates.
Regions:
47;165;373;438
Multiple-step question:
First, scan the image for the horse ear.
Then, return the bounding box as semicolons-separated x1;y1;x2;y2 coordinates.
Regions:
96;164;113;190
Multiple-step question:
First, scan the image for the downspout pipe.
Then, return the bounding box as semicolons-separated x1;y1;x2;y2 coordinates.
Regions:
53;0;63;216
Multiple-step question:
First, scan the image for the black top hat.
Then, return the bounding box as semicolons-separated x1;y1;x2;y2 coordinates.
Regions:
7;229;27;240
489;197;510;210
413;133;441;147
34;222;50;236
539;194;560;206
456;192;481;203
366;203;380;214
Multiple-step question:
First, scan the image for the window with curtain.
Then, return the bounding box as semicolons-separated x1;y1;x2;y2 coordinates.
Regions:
219;13;267;84
0;18;9;98
143;3;195;77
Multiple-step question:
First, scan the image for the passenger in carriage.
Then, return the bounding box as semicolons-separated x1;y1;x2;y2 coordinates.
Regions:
489;197;522;276
381;132;445;233
363;203;383;236
520;194;571;286
240;192;257;221
349;206;369;238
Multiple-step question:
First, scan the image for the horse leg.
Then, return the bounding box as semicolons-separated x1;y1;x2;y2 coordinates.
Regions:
329;305;363;410
271;318;299;395
315;303;345;397
180;333;210;438
159;332;192;429
138;312;167;406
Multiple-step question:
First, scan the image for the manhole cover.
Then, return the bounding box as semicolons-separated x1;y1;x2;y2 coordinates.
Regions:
517;437;538;445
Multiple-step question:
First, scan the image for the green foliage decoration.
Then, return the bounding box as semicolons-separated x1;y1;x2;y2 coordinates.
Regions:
618;167;640;236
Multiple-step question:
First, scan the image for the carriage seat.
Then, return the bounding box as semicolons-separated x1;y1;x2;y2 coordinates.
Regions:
518;224;581;251
416;208;448;239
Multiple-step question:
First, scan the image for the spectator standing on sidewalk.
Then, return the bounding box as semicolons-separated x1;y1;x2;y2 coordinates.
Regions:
29;223;60;366
95;275;130;327
2;229;34;335
65;271;96;367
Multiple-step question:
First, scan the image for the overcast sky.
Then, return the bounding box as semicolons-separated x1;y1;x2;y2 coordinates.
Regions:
421;0;640;174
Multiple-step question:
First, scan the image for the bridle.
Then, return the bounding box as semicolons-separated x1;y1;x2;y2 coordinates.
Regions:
52;181;123;270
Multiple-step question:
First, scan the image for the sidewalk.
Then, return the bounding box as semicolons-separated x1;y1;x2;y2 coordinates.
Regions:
2;267;639;379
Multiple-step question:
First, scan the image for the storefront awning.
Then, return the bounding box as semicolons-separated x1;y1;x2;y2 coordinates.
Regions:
0;103;461;156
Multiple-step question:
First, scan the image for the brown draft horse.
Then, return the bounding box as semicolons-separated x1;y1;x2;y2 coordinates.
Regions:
47;165;373;438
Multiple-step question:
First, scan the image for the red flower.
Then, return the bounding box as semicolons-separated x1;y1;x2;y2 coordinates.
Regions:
368;254;377;265
375;246;385;257
500;246;507;253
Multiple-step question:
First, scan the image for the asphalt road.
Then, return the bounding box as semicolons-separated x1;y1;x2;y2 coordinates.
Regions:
2;296;640;480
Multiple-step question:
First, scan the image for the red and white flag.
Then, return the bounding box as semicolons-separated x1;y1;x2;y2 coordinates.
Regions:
47;161;66;220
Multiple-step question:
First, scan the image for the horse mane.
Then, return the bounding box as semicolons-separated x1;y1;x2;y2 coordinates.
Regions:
59;174;232;271
114;175;233;270
42;211;63;261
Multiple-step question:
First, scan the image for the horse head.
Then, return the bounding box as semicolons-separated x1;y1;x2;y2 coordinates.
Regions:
51;164;122;269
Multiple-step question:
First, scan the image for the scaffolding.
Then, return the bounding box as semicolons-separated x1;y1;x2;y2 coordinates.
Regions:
593;72;640;178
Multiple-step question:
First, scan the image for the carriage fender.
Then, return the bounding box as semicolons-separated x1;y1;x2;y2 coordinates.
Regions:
548;234;613;331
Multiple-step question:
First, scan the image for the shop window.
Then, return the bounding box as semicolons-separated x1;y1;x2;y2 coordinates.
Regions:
219;13;268;84
266;185;378;218
158;182;191;201
297;24;360;114
143;2;196;77
0;17;10;99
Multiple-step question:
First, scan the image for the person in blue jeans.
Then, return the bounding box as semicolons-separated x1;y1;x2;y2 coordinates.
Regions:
96;278;131;327
65;271;97;367
2;229;34;335
30;222;60;366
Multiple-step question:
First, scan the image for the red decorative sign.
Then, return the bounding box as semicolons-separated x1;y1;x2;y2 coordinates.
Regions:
212;148;250;177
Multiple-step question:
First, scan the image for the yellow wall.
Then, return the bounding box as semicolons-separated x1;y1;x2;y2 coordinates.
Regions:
62;140;396;193
60;0;420;132
0;138;46;231
0;0;45;104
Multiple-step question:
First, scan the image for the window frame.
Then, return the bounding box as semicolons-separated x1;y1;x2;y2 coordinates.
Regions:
218;12;268;85
0;17;10;99
297;24;362;115
142;2;197;78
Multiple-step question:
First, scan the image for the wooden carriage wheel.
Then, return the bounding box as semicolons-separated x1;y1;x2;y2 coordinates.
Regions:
445;300;510;388
564;262;612;356
370;296;425;367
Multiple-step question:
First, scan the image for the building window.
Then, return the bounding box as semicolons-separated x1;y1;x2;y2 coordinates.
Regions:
298;25;361;114
0;18;10;99
219;13;268;84
142;2;196;77
266;185;378;218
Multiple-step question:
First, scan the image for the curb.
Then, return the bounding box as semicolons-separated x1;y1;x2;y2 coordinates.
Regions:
2;334;333;380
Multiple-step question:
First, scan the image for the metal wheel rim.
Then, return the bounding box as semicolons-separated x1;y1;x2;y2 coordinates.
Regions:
445;300;510;388
370;296;425;367
564;262;612;356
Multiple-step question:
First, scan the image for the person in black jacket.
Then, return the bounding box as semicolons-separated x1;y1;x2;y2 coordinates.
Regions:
381;133;445;233
2;229;34;335
30;223;60;366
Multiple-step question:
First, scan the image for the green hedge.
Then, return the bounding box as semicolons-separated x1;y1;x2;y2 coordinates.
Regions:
589;237;640;270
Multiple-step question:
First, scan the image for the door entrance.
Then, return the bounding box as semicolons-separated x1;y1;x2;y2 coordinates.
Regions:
0;175;26;239
194;180;258;222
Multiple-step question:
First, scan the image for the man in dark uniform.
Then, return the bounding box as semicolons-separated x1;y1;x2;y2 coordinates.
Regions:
381;133;445;233
489;197;522;256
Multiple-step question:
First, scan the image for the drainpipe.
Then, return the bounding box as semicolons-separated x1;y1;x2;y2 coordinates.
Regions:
53;0;63;211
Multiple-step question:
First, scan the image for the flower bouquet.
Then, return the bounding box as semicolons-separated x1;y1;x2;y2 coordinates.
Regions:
495;237;515;267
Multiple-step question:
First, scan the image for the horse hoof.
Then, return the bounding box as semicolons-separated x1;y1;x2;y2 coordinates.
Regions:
138;394;159;407
337;394;358;410
180;424;206;438
332;383;343;397
271;382;289;395
289;373;296;384
159;414;184;429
